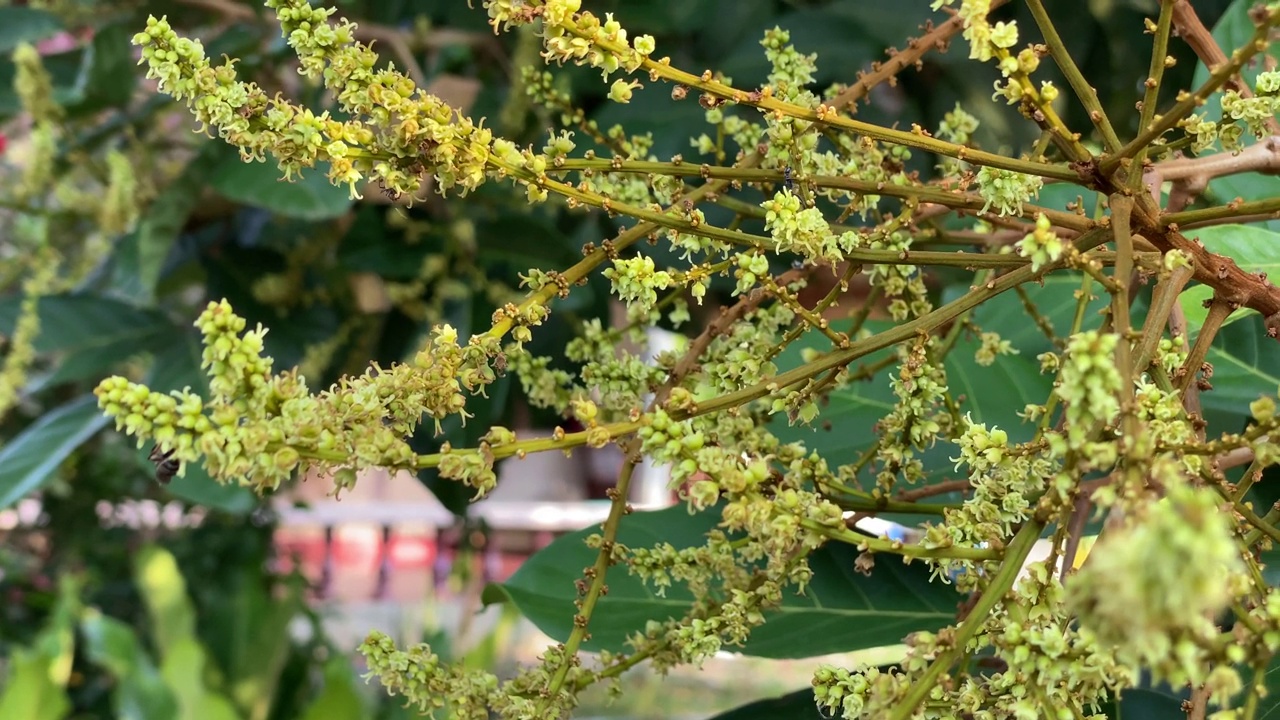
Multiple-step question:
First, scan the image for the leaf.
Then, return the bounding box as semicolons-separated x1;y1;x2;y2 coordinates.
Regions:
298;656;369;720
0;576;79;720
0;293;173;355
72;23;138;114
1200;315;1280;436
0;293;177;390
1188;0;1280;229
767;321;899;467
1178;225;1280;331
0;7;62;55
80;609;179;720
475;213;582;271
159;639;242;720
704;688;826;720
135;545;198;661
486;505;956;658
208;154;354;221
0;648;73;720
223;576;306;720
0;395;108;509
944;332;1050;443
120;141;226;302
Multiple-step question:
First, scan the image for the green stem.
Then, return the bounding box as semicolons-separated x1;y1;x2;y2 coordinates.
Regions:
888;520;1045;720
538;451;638;711
1100;3;1280;174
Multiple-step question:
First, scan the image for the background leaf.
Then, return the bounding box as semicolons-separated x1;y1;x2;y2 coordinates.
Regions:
1178;225;1280;330
703;687;826;720
0;394;108;509
0;7;63;55
134;545;198;661
486;505;957;658
80;610;179;720
1189;0;1280;231
208;153;354;221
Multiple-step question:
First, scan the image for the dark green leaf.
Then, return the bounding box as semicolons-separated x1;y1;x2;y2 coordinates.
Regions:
0;8;63;55
80;610;179;720
0;294;172;355
0;395;108;509
475;213;581;271
72;23;137;114
944;331;1050;443
767;321;898;467
968;274;1109;356
704;688;826;720
1092;685;1185;719
222;577;305;720
208;154;354;221
487;505;956;658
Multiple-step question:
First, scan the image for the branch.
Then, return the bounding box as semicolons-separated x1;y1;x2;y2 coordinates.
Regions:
1172;0;1280;136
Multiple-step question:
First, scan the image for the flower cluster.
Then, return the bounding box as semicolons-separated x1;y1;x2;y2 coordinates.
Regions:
1016;213;1066;271
873;338;951;489
603;255;674;315
1068;483;1247;688
1052;330;1122;455
1182;70;1280;153
134;3;499;199
976;166;1044;216
94;301;498;493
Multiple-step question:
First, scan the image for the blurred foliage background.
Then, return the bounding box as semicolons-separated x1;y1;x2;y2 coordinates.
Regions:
0;0;1260;717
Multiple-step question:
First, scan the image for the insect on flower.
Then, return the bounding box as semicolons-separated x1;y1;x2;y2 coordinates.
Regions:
783;165;793;192
147;445;180;485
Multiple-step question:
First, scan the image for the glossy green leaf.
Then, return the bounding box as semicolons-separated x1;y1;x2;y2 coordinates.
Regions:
1179;225;1280;331
208;154;354;221
135;545;198;661
968;274;1109;355
80;609;179;720
485;505;956;658
0;394;108;509
944;332;1049;443
767;321;899;467
0;7;62;54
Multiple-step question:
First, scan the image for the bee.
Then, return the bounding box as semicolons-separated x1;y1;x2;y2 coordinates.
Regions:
783;165;794;192
147;445;180;485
